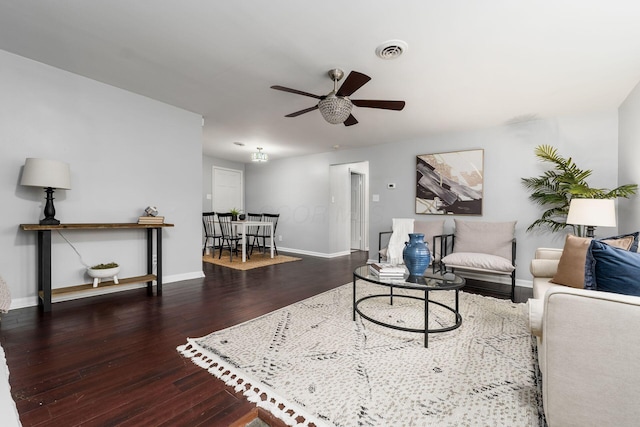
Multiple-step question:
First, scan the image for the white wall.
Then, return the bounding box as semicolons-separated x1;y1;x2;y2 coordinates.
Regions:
328;163;351;256
244;153;333;254
618;79;640;233
244;110;621;284
0;50;203;308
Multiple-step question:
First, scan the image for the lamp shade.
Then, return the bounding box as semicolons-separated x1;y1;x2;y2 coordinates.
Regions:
20;158;71;189
566;198;616;227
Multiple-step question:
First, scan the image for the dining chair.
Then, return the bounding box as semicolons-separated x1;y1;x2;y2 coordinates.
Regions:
202;212;222;256
216;212;243;261
245;213;263;255
260;213;280;256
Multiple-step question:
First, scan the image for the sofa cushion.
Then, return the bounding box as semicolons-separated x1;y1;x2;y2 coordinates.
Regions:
551;233;638;289
584;240;640;296
532;278;559;300
452;219;516;260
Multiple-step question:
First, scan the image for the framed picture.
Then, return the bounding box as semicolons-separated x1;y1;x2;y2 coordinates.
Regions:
416;149;484;215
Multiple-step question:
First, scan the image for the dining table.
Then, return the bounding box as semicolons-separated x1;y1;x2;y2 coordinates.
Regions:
232;220;274;262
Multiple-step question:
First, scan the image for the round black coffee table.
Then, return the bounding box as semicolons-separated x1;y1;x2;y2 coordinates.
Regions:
353;265;465;347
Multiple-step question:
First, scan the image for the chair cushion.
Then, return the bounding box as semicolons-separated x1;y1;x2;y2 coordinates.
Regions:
441;252;515;273
452;219;516;260
584;240;640;296
551;233;638;289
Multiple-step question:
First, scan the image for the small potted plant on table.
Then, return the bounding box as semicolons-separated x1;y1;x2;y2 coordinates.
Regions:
229;208;242;221
87;262;120;288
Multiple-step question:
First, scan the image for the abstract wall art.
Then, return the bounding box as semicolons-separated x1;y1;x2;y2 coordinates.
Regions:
416;149;484;215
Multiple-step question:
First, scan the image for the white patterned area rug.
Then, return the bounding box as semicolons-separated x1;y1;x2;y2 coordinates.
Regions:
178;282;543;427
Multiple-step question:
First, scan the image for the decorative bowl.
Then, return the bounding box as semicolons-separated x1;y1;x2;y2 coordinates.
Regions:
87;266;120;279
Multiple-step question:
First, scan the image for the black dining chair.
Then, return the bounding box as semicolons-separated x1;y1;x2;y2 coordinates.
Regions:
202;212;222;256
259;213;280;256
245;213;263;255
216;212;243;261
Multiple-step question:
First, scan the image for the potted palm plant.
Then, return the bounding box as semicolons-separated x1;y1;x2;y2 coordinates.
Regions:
521;145;637;235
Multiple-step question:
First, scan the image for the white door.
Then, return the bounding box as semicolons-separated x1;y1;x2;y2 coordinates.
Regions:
212;167;243;213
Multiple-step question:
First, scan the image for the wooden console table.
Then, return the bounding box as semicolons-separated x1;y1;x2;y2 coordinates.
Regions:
20;223;174;312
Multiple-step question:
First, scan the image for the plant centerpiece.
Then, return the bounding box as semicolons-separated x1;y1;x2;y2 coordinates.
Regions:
521;145;637;236
87;262;120;287
229;208;242;221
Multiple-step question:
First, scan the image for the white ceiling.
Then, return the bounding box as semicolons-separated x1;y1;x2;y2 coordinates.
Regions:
2;1;640;163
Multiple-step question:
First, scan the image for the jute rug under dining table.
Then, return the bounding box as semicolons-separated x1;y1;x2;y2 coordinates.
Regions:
202;252;301;270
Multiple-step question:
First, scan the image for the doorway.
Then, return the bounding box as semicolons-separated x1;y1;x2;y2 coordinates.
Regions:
350;172;365;250
329;161;369;255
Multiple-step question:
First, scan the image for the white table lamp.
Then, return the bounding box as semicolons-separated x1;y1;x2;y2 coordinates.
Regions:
21;158;71;225
566;198;616;238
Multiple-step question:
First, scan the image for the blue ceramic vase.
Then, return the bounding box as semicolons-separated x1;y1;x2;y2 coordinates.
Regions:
403;233;431;277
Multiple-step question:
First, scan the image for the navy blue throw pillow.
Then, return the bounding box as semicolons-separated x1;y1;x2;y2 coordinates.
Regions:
585;240;640;296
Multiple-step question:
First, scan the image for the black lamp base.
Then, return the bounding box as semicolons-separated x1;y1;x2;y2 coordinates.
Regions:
40;187;61;225
39;217;61;225
585;226;595;238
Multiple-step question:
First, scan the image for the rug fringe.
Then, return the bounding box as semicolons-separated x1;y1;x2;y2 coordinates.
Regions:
177;339;330;427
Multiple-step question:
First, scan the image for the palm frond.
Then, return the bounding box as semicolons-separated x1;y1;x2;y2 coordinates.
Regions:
522;145;637;234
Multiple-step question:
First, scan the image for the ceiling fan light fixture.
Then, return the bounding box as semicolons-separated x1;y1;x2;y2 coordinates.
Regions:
251;147;268;162
318;95;353;124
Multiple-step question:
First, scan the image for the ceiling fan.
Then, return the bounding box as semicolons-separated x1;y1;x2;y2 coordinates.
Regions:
271;69;405;126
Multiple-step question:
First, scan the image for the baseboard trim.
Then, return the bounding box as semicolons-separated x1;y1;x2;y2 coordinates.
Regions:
277;247;351;258
164;271;205;284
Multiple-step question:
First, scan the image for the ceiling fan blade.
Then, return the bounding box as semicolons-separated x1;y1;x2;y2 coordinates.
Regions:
343;114;358;126
271;85;323;99
285;105;319;117
336;71;371;97
352;100;406;110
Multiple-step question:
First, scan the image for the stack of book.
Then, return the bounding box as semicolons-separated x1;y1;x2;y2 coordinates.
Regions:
369;262;406;279
137;215;165;224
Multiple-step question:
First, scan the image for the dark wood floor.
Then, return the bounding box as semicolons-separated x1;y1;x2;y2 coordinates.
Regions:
0;251;531;426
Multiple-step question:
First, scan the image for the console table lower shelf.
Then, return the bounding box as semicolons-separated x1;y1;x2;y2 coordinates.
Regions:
40;274;157;303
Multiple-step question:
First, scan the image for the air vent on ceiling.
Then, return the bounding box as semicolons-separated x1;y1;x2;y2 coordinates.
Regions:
375;40;408;60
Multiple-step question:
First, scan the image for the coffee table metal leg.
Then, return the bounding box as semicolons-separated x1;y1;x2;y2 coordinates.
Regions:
424;289;429;348
352;275;356;321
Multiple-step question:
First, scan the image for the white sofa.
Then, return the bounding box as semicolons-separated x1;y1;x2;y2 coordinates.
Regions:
529;248;640;427
0;345;20;426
